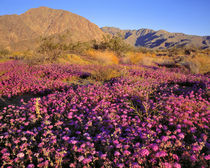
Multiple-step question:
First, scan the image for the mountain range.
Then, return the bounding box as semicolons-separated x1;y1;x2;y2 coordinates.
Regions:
0;7;209;51
101;27;210;49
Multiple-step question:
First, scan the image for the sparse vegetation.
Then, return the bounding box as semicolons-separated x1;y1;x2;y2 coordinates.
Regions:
0;40;209;74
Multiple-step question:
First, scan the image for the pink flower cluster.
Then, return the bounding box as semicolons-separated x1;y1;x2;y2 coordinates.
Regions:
0;61;209;167
0;61;83;98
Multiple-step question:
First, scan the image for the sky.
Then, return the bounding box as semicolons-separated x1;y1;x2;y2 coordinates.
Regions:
1;0;210;36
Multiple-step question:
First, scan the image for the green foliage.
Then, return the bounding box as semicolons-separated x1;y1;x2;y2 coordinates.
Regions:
93;34;132;55
67;41;93;54
129;100;150;121
37;37;64;63
35;36;93;64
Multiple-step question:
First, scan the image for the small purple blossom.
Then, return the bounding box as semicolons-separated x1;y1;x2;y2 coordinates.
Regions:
150;144;159;151
173;163;181;168
161;162;172;168
178;133;185;139
140;149;150;157
114;151;121;156
62;136;70;141
124;150;131;156
17;152;25;158
27;164;35;168
204;155;210;160
82;158;92;164
78;156;84;162
155;151;167;158
161;136;169;142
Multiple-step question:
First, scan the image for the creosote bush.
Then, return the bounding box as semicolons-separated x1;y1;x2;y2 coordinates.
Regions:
32;36;93;64
93;34;133;55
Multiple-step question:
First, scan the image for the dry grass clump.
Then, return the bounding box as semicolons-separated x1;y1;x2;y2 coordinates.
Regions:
90;65;128;82
0;49;10;62
126;52;145;64
121;51;166;66
58;54;90;65
85;49;119;65
191;54;210;74
0;58;10;63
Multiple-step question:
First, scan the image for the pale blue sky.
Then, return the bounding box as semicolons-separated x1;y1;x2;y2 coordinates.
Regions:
1;0;210;36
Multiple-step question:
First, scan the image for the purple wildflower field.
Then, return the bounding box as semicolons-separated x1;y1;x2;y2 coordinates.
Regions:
0;61;209;168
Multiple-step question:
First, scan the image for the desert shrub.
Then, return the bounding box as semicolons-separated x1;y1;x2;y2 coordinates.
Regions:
94;34;132;54
141;57;157;66
156;59;176;67
153;56;200;74
35;36;94;64
120;56;131;64
122;51;158;66
23;54;47;65
62;75;79;83
90;65;127;82
0;49;11;62
9;51;28;60
178;59;201;74
0;50;36;63
37;37;64;63
0;49;10;58
58;54;90;65
67;41;93;54
192;53;210;74
135;46;150;53
85;49;119;65
124;52;145;64
168;46;184;56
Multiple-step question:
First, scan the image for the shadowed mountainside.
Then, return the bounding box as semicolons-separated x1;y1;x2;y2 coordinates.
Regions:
0;7;105;50
101;27;210;49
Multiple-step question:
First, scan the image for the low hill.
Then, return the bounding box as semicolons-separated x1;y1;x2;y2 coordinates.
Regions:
101;27;210;49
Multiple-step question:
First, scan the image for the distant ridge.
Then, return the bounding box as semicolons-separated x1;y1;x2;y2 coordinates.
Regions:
0;7;105;50
101;27;210;49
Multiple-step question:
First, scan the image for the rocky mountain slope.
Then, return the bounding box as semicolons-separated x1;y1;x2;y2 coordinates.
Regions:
101;27;210;49
0;7;105;50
